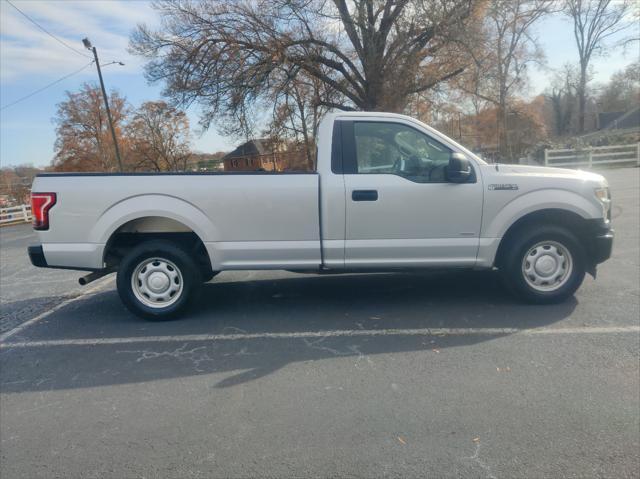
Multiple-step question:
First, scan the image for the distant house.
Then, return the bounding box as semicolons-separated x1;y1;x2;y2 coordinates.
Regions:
222;139;310;172
598;106;640;131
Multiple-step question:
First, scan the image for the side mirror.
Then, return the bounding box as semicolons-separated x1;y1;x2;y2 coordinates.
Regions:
447;153;472;183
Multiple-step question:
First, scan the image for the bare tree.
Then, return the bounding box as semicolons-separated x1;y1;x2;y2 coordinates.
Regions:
457;0;550;159
129;101;192;172
264;68;335;170
130;0;486;139
564;0;634;133
596;61;640;113
0;168;30;204
547;63;579;136
620;4;639;50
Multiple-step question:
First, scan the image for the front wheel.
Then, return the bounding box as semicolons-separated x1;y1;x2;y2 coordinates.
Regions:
117;240;201;320
500;225;586;304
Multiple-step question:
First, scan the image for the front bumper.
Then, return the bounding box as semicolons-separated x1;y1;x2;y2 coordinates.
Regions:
584;218;614;268
592;228;614;264
28;245;48;268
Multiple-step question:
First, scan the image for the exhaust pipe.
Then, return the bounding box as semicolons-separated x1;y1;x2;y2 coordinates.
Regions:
79;269;113;286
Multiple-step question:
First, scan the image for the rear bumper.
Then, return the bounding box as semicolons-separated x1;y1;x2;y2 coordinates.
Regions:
28;244;98;271
28;245;48;268
31;242;105;270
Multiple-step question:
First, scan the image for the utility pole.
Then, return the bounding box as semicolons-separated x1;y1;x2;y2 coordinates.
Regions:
82;38;123;172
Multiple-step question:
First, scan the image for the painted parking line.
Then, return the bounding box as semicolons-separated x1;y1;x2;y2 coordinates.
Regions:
0;276;114;343
1;325;638;349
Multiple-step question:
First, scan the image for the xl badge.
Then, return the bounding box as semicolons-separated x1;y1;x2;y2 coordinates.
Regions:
488;184;519;191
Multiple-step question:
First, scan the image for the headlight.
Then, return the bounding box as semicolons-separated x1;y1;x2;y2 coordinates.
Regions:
594;187;611;220
594;187;610;202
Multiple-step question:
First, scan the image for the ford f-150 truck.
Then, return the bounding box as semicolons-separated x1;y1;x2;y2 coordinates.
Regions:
28;112;613;319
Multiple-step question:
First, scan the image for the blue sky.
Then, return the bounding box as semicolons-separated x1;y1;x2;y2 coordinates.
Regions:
1;0;637;168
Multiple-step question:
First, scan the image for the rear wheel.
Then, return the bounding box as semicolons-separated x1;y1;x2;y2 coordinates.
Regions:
500;225;586;304
117;240;201;320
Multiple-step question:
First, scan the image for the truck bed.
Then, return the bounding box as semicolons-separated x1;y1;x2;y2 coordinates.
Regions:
32;172;321;270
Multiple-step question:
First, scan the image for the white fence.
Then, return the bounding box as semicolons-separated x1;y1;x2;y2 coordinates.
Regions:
544;143;640;168
0;204;31;226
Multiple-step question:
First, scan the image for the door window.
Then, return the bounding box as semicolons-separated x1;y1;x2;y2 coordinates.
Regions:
353;122;453;183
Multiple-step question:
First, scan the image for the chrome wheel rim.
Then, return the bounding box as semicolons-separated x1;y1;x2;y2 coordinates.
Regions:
131;257;183;308
521;241;573;292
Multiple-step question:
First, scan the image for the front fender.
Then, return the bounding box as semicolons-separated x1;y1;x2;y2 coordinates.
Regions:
90;194;219;244
483;188;601;239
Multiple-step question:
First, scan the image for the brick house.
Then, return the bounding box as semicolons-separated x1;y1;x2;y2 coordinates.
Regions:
222;139;311;172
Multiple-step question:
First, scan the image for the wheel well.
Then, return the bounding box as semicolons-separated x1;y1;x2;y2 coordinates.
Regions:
103;217;213;276
495;209;591;269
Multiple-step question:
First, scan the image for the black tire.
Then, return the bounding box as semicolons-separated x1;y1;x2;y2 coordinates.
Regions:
117;240;202;320
500;224;586;304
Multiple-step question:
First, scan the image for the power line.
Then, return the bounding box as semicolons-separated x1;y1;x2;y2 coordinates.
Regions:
6;0;91;59
0;61;94;111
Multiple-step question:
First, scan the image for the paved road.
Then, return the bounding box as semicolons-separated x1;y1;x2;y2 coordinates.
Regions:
0;223;90;334
1;168;638;478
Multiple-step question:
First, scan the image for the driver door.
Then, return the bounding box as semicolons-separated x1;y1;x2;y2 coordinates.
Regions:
341;120;483;267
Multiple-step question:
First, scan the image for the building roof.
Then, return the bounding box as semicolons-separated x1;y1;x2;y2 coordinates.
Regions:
599;106;640;130
222;139;273;160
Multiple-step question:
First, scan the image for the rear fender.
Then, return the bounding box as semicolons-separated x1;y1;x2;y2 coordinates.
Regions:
90;194;218;245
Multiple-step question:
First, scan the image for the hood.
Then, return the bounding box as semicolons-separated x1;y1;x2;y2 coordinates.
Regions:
493;164;607;185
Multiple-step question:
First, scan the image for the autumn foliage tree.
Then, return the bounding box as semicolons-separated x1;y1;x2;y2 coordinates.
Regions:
52;85;193;172
53;83;129;172
128;101;192;172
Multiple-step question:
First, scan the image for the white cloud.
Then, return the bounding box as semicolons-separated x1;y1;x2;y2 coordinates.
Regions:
0;0;158;81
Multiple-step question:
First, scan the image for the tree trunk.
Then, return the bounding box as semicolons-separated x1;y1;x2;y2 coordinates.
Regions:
497;99;509;162
577;64;587;134
300;116;314;171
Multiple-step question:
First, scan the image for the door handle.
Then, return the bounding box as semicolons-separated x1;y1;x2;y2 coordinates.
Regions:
352;190;378;201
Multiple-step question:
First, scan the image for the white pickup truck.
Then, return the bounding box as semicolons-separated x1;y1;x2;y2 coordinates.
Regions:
29;112;613;319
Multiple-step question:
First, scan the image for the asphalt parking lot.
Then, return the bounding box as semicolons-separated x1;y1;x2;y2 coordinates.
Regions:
1;167;638;478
